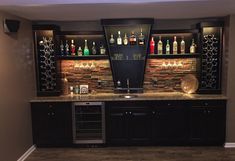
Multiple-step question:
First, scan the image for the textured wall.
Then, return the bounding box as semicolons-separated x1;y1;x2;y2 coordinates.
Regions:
0;11;35;161
60;58;198;94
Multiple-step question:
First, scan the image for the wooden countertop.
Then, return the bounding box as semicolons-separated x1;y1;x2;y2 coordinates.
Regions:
30;92;227;103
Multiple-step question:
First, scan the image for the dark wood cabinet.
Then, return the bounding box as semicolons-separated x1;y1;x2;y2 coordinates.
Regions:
31;102;72;147
106;102;151;145
190;100;226;145
151;101;189;145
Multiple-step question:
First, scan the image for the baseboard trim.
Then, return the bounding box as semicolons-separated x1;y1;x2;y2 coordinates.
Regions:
224;143;235;148
17;145;36;161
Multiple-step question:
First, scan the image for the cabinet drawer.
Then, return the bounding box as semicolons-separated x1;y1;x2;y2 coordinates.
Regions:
151;101;185;108
191;100;226;107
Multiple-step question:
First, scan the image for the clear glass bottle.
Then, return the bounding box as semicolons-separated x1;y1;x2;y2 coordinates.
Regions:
129;31;137;45
91;42;97;55
65;40;69;55
157;36;163;55
180;36;185;54
123;33;128;45
77;46;83;56
83;39;90;56
166;40;170;54
190;39;196;54
100;43;106;55
173;36;178;54
138;28;145;45
150;37;155;54
117;31;122;45
60;40;64;56
109;34;115;44
71;39;76;56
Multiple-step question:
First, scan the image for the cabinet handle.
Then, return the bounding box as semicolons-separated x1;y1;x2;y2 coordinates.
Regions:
51;112;55;116
204;110;207;114
125;112;128;115
129;112;132;115
47;112;50;116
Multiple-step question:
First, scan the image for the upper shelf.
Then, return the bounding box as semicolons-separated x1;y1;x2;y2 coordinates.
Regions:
148;53;201;59
56;55;109;60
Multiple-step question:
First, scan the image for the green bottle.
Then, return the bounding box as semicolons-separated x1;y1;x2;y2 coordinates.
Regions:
83;39;90;56
166;40;170;54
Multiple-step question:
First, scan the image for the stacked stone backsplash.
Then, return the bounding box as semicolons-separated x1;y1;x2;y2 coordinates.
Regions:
60;58;198;94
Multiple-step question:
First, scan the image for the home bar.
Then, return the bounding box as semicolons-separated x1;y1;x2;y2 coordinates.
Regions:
30;18;226;147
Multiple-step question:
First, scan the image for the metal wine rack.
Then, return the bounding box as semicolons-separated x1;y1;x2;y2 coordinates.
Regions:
38;37;56;91
201;34;219;89
197;22;223;94
33;25;60;96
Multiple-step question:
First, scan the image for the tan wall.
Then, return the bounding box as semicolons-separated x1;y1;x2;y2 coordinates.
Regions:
0;11;35;161
226;15;235;142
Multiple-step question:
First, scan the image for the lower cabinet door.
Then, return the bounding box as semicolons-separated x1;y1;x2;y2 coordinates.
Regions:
31;102;72;147
128;109;151;144
106;109;128;145
152;107;188;145
206;107;226;145
190;100;226;145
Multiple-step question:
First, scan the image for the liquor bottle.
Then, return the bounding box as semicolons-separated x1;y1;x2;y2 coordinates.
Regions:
166;40;170;54
129;31;137;45
157;36;163;55
65;40;69;55
109;34;115;44
91;42;97;55
77;46;83;56
117;31;122;45
190;39;196;54
123;33;128;45
60;40;64;55
173;36;178;54
71;39;76;56
150;37;155;54
83;39;90;56
180;36;185;54
138;28;145;45
100;43;106;55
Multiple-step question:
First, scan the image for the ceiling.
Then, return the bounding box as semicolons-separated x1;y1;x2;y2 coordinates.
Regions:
0;0;235;21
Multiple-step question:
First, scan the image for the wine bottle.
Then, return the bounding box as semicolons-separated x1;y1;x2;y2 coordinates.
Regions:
173;36;178;54
138;28;145;45
190;39;196;54
77;46;83;56
180;36;185;54
60;40;64;56
123;33;128;45
129;31;137;45
71;39;76;56
65;40;69;55
157;36;163;55
91;42;97;55
150;37;155;54
117;31;122;45
166;40;170;54
109;34;115;44
84;39;90;56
